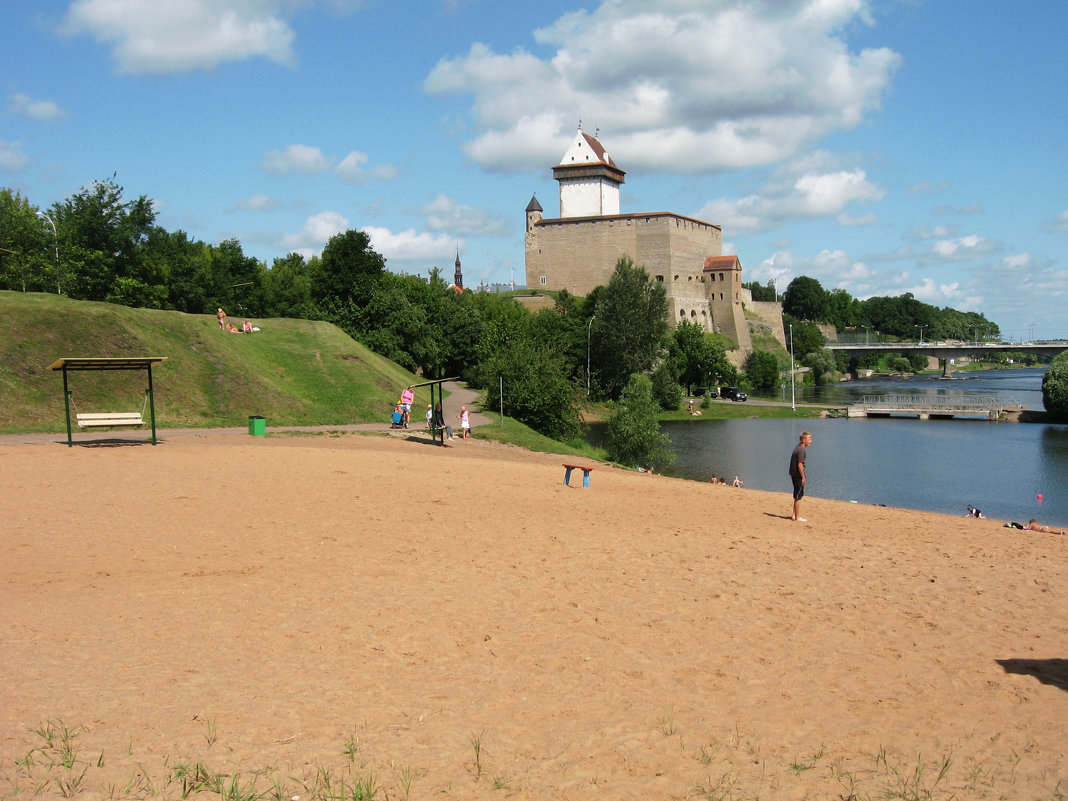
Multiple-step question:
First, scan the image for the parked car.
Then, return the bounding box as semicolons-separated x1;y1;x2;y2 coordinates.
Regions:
693;386;711;397
720;386;748;402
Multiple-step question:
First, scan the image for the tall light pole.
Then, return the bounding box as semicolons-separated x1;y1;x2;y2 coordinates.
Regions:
789;323;795;412
915;324;924;344
36;210;60;294
1026;322;1036;342
862;324;871;345
586;315;596;396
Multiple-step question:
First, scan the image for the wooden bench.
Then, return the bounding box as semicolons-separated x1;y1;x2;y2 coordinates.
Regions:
562;463;595;488
75;412;145;428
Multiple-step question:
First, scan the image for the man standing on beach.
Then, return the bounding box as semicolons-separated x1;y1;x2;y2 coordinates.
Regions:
789;431;812;522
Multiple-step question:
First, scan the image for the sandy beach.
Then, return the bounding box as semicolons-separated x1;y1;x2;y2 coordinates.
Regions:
2;431;1066;800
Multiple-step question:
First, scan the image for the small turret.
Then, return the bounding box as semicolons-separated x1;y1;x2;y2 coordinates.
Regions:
526;194;543;233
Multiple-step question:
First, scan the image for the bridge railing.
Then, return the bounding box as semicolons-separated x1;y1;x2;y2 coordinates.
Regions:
859;394;1004;409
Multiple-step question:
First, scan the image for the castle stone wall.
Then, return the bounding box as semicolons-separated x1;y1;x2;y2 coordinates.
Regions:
526;213;722;296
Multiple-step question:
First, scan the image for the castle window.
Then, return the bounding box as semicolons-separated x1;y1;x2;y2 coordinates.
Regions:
540;276;547;285
687;276;693;282
674;274;679;281
654;275;664;282
679;309;686;318
690;310;696;318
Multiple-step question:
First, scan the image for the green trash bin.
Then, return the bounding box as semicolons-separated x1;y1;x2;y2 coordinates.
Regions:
249;415;266;436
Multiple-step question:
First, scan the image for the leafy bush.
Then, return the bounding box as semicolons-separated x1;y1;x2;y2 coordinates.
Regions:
651;359;684;410
1042;350;1068;417
743;350;780;393
605;374;676;470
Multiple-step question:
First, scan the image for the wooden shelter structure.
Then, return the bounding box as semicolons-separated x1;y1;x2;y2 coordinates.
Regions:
50;357;167;447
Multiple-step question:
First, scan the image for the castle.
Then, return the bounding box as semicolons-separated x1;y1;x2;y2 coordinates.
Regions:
524;128;768;355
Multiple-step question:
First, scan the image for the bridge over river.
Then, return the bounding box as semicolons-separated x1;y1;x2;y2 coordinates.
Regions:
846;394;1018;421
825;341;1068;376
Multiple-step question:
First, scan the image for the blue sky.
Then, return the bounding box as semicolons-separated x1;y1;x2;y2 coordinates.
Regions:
2;0;1066;339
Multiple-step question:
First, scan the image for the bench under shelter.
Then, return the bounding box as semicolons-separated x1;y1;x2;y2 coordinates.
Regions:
50;356;168;447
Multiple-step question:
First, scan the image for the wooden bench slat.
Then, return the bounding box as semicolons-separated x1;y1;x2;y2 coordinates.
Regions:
76;412;145;428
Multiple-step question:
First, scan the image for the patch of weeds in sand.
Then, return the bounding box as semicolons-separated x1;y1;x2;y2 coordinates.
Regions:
470;730;485;781
167;758;217;798
6;719;96;799
393;762;414;800
342;727;361;763
874;748;952;800
659;708;679;736
788;744;825;775
199;714;219;749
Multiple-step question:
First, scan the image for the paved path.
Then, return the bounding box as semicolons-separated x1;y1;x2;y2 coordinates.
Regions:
0;381;490;446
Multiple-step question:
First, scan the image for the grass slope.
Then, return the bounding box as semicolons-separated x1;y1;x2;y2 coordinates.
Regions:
0;291;419;432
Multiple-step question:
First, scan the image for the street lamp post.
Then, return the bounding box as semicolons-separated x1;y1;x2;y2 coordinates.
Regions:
36;210;60;294
915;324;925;344
789;323;795;412
1026;322;1036;342
586;315;596;396
862;324;871;345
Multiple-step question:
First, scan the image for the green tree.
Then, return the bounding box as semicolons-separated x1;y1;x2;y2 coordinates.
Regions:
1042;350;1068;417
743;350;780;393
674;321;718;393
782;276;828;321
888;356;911;373
605;374;675;469
742;279;777;301
650;356;684;411
0;189;52;292
53;177;157;302
591;257;670;399
311;229;386;306
802;349;837;384
481;334;583;441
263;252;314;318
785;316;825;359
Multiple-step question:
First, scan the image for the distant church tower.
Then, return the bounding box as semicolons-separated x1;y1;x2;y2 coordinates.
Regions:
553;127;625;217
453;248;463;290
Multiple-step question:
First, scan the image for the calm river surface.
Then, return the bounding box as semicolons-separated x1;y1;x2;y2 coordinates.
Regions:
591;369;1068;526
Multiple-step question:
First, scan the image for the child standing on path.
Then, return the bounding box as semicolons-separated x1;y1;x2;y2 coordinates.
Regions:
457;406;470;440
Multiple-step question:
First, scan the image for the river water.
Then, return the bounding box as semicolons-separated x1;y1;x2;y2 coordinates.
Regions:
591;369;1068;527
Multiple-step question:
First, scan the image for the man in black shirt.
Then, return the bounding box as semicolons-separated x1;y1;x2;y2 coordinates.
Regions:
789;431;813;522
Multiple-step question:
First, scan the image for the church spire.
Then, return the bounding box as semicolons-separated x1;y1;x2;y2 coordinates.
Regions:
454;247;463;290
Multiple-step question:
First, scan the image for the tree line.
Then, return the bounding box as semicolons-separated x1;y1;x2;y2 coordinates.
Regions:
744;275;1001;342
0;179;737;461
3;178;1023;456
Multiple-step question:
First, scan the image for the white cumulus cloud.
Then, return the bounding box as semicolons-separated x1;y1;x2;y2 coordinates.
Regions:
9;93;67;121
923;234;1000;263
62;0;296;75
278;210;349;257
697;153;884;232
0;139;30;172
418;194;509;236
261;145;333;176
425;0;901;173
1041;209;1068;233
364;226;457;262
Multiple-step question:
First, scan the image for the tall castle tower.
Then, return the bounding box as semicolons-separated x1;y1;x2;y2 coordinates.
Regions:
553;128;625;217
525;128;759;357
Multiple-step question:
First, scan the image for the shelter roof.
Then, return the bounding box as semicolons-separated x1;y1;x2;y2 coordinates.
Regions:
50;357;168;372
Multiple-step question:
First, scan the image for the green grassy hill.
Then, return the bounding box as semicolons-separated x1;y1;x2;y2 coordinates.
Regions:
0;291;420;432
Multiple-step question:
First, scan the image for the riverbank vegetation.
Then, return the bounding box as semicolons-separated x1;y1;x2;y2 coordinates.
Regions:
1042;350;1068;418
